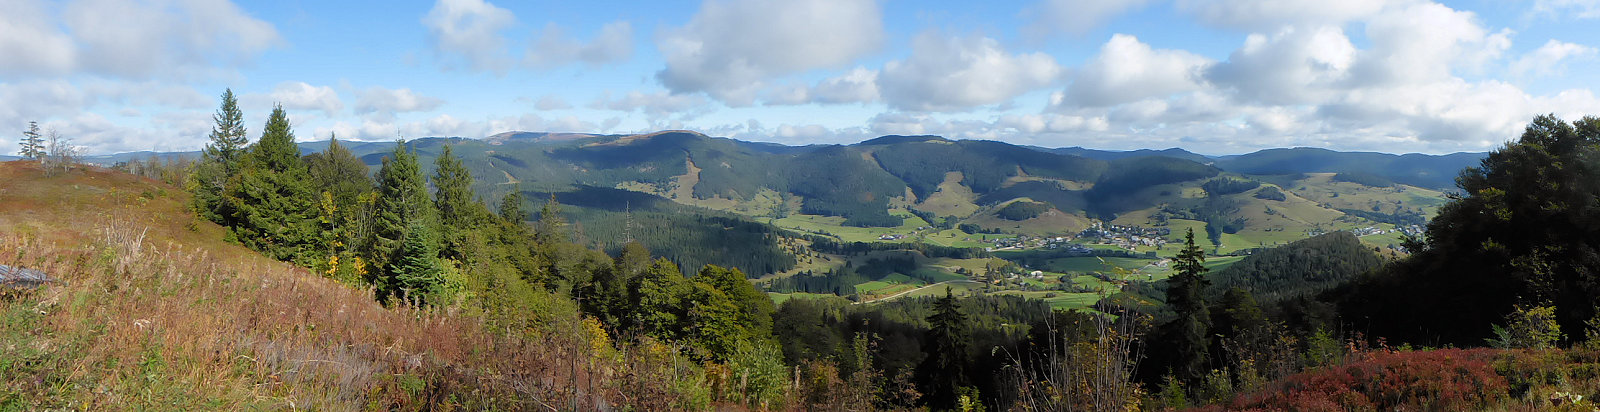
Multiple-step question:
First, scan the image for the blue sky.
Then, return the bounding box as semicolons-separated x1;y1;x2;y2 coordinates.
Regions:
3;0;1599;155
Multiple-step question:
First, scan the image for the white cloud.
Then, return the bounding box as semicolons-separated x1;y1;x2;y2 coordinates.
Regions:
0;0;279;79
63;0;281;79
1509;39;1597;77
591;90;712;119
258;82;343;118
811;67;881;104
761;67;880;106
656;0;884;105
423;0;516;73
1205;26;1357;105
533;95;573;110
1024;0;1151;37
523;21;633;68
355;87;444;114
1530;0;1600;19
878;33;1062;112
1055;34;1211;108
0;0;77;76
1176;0;1388;30
0;79;220;154
1346;2;1510;87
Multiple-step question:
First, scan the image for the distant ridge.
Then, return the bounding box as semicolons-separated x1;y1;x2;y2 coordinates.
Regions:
51;130;1485;190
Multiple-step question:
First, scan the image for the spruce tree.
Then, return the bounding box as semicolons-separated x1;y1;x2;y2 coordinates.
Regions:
305;134;376;267
498;189;525;223
919;287;970;409
226;105;319;266
191;89;249;224
433;145;475;226
1166;228;1213;383
305;133;373;210
370;141;434;280
18;121;44;159
433;145;475;259
386;222;446;305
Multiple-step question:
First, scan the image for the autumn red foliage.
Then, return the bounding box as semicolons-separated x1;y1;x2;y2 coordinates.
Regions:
1194;348;1512;411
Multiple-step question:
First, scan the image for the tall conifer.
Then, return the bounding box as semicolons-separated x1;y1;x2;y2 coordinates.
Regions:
191;89;249;224
227;105;319;266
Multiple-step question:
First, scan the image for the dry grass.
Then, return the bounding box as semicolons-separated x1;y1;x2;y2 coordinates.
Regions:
0;161;625;410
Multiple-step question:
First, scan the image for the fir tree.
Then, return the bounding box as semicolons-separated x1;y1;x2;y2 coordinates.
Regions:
370;140;434;281
1166;228;1213;383
226;105;320;266
191;89;249;224
18;121;44;160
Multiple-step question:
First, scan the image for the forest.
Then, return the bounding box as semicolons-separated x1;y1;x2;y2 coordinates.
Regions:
59;90;1600;410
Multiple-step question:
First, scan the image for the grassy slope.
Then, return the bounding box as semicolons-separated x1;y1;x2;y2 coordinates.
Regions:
0;162;598;410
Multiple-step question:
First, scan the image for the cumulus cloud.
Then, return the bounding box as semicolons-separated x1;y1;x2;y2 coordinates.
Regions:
878;33;1062;112
255;82;343;118
1346;2;1511;87
1509;39;1596;77
656;0;884;105
0;0;279;79
523;21;633;68
1024;0;1151;37
355;87;444;114
1205;26;1356;105
1055;34;1211;108
762;67;880;106
423;0;516;73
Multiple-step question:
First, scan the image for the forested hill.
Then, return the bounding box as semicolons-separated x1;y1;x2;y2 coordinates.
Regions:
1211;147;1484;190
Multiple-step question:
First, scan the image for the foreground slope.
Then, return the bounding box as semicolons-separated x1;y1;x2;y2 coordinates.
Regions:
0;161;601;410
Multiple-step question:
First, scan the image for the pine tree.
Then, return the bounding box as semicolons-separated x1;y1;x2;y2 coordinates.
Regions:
370;140;434;281
1166;228;1213;383
919;287;970;409
226;105;320;266
18;121;44;160
191;89;249;224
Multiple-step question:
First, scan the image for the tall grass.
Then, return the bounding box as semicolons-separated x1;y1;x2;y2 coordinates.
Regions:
0;223;607;410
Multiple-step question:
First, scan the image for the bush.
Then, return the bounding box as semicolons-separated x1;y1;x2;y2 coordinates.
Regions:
1200;349;1511;411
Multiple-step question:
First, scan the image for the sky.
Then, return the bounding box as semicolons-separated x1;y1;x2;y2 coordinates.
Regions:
3;0;1600;156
